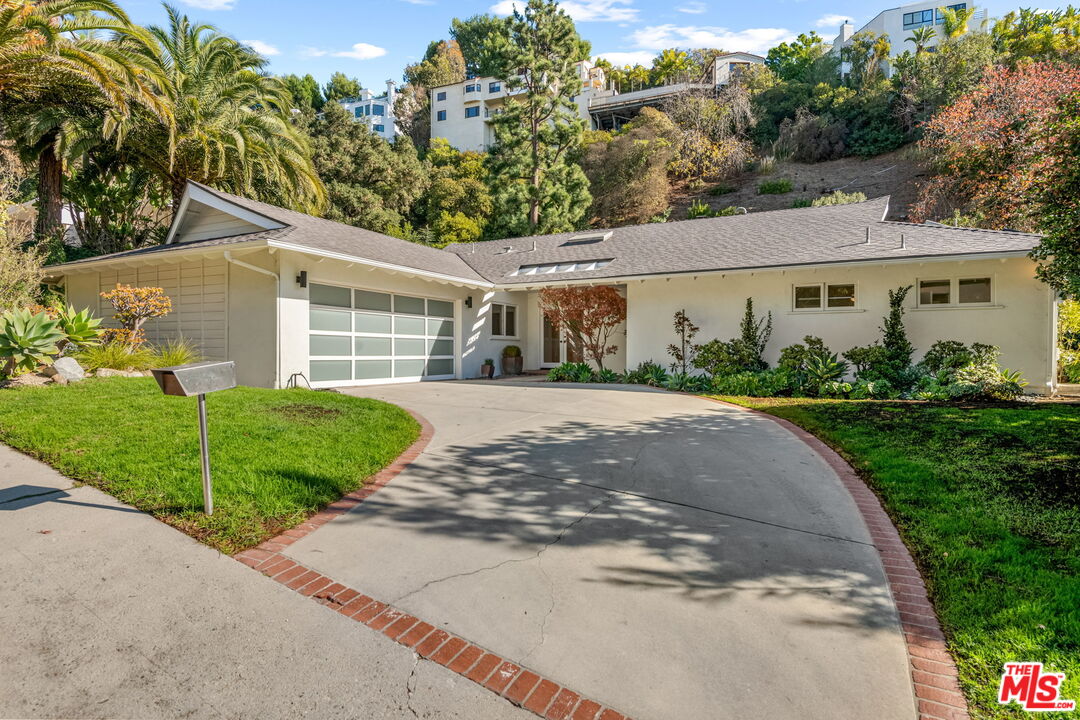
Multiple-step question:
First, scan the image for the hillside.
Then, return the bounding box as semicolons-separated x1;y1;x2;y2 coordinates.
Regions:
671;147;928;222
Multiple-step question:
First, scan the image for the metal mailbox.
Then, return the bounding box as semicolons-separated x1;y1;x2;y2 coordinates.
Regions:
151;360;236;397
150;361;236;516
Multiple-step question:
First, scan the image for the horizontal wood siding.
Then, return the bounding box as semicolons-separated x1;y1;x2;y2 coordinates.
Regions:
175;208;261;243
97;258;228;360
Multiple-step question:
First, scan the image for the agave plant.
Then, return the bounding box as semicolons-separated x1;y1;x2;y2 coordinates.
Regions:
55;304;104;352
595;368;621;384
0;309;65;376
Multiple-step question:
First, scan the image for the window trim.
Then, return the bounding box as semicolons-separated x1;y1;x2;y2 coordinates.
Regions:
488;81;501;93
916;275;995;309
435;91;447;101
489;302;519;339
791;282;860;312
436;109;447;121
464;105;480;118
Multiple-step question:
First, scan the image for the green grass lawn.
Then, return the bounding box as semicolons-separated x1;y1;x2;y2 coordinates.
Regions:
0;378;419;553
716;396;1080;719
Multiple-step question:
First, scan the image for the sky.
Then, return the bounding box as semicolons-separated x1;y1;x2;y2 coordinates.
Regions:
120;0;1025;86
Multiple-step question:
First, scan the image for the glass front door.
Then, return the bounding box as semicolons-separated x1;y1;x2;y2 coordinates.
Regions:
542;316;584;366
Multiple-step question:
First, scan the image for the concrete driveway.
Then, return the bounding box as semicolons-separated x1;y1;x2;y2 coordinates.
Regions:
284;381;916;719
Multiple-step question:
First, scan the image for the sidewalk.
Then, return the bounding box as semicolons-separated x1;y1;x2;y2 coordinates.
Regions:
0;444;529;720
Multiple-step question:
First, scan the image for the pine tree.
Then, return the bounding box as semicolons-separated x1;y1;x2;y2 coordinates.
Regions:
485;0;591;238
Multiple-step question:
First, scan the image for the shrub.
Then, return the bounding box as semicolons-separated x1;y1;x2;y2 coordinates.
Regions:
595;368;621;383
667;310;700;374
665;372;711;393
845;285;915;390
687;199;713;219
791;198;812;208
803;353;849;395
694;299;773;377
758;178;793;195
0;309;64;376
502;345;521;358
778;336;830;371
707;184;736;196
951;363;1027;401
819;380;853;397
850;378;896;399
919;340;971;374
1058;300;1080;382
547;362;594;383
756;155;776;174
812;191;867;207
99;285;173;347
847;123;905;157
151;338;203;368
74;341;155;372
709;368;796;397
625;360;667;386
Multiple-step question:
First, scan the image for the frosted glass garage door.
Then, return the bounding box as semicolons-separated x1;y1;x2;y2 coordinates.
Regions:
308;284;455;385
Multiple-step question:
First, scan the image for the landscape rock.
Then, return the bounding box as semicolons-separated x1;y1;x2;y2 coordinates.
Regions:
94;368;146;378
48;373;69;386
47;357;86;382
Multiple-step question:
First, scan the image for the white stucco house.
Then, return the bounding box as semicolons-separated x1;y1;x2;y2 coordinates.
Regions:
336;80;400;141
45;182;1060;393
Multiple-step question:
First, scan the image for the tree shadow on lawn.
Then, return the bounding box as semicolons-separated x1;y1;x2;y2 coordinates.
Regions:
331;402;900;634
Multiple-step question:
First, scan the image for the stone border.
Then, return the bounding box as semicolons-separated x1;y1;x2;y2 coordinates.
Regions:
704;398;970;720
234;410;633;720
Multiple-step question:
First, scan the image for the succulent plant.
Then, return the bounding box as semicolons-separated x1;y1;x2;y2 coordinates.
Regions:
55;304;104;352
0;309;65;376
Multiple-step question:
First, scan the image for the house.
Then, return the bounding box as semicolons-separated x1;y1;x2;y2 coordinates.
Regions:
44;183;1060;394
336;80;400;141
831;1;988;71
431;53;767;148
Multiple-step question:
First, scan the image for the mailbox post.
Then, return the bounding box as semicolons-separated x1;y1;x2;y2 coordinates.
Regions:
150;361;237;515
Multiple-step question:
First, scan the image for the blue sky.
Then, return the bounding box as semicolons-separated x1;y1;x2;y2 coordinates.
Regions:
121;0;1024;85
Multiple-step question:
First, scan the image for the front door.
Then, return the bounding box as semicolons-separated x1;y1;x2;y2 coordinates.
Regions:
541;316;584;366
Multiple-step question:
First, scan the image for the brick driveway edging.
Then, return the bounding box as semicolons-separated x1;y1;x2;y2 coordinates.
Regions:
234;410;633;720
703;397;970;720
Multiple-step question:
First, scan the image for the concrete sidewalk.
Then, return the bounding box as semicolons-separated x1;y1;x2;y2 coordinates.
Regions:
0;445;530;720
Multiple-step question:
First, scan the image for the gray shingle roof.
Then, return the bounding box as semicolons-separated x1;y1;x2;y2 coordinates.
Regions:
446;197;1041;284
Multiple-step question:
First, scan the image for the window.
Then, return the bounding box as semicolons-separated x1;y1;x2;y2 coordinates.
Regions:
561;231;611;247
489;82;501;92
491;303;517;337
903;8;935;27
436;109;446;121
465;106;480;118
465;83;480;93
354;107;363;118
793;283;857;311
436;91;447;101
374;124;384;132
918;277;992;307
372;104;385;116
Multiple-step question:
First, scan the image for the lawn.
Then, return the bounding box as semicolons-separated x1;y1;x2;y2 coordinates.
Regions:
0;378;419;553
717;396;1080;719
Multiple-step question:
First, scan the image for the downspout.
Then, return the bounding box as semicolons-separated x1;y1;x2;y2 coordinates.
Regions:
224;251;281;389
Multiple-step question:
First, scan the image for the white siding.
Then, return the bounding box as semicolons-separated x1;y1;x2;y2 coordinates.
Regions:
173;207;262;243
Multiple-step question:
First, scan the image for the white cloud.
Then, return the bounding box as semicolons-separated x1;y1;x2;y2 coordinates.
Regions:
814;13;852;29
299;46;328;58
677;2;707;14
332;42;388;61
628;24;794;55
398;0;434;4
242;39;279;57
179;0;235;9
490;0;638;23
594;50;656;66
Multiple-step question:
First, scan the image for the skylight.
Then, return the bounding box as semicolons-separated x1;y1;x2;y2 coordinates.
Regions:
510;259;614;277
560;231;612;247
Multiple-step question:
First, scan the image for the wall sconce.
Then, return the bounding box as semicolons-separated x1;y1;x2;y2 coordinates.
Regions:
465;295;473;309
295;270;307;288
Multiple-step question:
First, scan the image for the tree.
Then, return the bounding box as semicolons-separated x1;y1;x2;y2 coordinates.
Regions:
913;62;1080;230
537;286;626;371
765;32;833;83
737;298;772;371
650;48;693;85
581;107;675;226
416;138;491;243
118;5;324;215
1031;92;1080;298
399;39;466;147
485;0;591;237
322;71;361;103
663;85;754;180
667;309;700;374
0;0;170;240
281;73;324;111
992;8;1080;65
450;14;509;78
99;284;171;346
845;30;891;87
0;166;43;314
940;5;977;39
302;102;427;234
906;26;937;55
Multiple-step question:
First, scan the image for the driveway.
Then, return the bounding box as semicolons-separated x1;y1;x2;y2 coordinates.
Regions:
284;381;916;719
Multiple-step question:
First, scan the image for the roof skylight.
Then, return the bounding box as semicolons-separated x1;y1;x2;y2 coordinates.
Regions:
560;231;612;247
510;259;614;277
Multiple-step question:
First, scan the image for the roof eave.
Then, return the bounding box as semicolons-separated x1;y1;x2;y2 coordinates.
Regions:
43;238;269;277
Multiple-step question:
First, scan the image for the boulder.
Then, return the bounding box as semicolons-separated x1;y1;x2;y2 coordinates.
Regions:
46;357;85;382
95;368;127;378
49;373;69;385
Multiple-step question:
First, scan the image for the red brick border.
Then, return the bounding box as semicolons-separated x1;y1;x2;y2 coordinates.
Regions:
704;398;969;720
233;409;633;720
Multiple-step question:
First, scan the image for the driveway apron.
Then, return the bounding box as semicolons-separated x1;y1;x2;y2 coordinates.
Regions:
283;381;917;720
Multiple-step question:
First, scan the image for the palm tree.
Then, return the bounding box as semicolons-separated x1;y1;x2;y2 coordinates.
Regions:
651;48;693;85
0;0;168;239
118;5;325;216
906;26;937;54
940;5;977;39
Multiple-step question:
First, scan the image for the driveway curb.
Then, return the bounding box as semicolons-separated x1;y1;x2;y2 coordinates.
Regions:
234;410;635;720
704;397;970;720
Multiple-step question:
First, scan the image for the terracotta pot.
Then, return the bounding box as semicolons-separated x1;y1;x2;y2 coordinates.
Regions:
480;363;495;379
501;355;523;376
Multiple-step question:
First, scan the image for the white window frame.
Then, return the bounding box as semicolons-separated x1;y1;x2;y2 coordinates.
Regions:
490;302;519;339
916;275;995;309
791;282;859;312
465;105;480;118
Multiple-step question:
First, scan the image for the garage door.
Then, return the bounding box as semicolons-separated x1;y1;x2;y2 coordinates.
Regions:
308;283;455;386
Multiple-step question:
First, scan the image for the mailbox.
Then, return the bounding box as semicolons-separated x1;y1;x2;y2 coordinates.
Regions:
150;360;236;516
151;360;236;397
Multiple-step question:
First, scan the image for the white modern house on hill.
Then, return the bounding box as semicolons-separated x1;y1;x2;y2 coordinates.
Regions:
45;182;1061;395
430;53;766;151
337;80;400;141
831;0;988;65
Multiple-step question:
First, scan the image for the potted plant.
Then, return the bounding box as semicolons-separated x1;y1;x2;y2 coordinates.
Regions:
501;345;523;376
480;358;495;379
